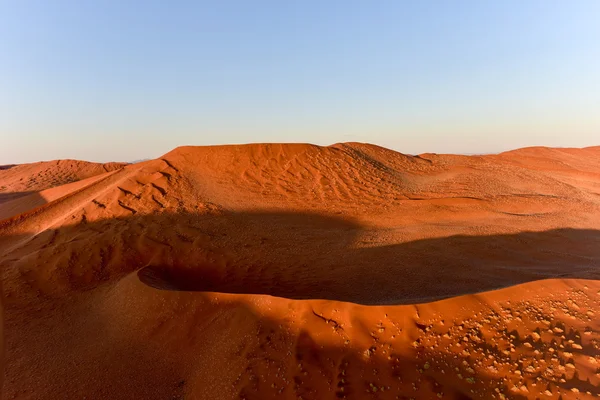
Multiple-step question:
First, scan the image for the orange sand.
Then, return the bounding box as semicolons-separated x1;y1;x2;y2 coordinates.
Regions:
1;143;599;399
0;160;126;221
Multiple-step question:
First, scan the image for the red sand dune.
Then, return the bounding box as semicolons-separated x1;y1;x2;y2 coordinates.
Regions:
1;143;599;399
0;159;127;221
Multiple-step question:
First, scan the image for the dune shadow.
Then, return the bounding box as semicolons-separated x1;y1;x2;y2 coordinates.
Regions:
2;209;600;398
0;191;47;222
2;209;599;305
0;191;39;205
135;221;600;304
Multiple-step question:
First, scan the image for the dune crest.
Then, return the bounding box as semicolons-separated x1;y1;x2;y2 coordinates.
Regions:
1;143;599;399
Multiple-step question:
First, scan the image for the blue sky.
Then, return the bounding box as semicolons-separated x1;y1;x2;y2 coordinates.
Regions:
1;1;599;163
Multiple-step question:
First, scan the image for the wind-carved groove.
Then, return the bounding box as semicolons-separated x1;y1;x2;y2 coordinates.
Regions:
312;310;344;331
161;158;179;172
92;199;106;208
117;200;137;214
151;183;167;196
158;171;172;181
176;233;194;243
145;236;172;249
117;186;141;199
151;195;165;209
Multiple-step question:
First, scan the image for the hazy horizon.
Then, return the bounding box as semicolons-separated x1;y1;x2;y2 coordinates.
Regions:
2;1;600;164
3;141;600;166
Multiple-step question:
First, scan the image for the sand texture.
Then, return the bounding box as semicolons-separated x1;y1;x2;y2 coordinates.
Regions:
1;143;599;399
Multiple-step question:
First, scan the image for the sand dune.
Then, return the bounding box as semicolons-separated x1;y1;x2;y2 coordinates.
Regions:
0;159;127;221
0;159;127;196
1;143;599;399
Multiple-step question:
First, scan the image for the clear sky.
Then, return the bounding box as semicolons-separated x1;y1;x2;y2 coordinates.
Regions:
1;1;599;163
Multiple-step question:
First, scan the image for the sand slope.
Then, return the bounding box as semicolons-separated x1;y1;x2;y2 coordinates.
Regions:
0;160;127;221
1;143;599;399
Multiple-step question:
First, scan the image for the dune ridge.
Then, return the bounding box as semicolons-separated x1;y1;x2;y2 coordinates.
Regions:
0;160;128;222
0;159;127;197
1;143;599;399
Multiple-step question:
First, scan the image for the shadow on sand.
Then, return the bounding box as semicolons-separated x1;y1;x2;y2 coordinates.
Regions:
0;191;40;205
1;209;599;304
1;210;599;398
